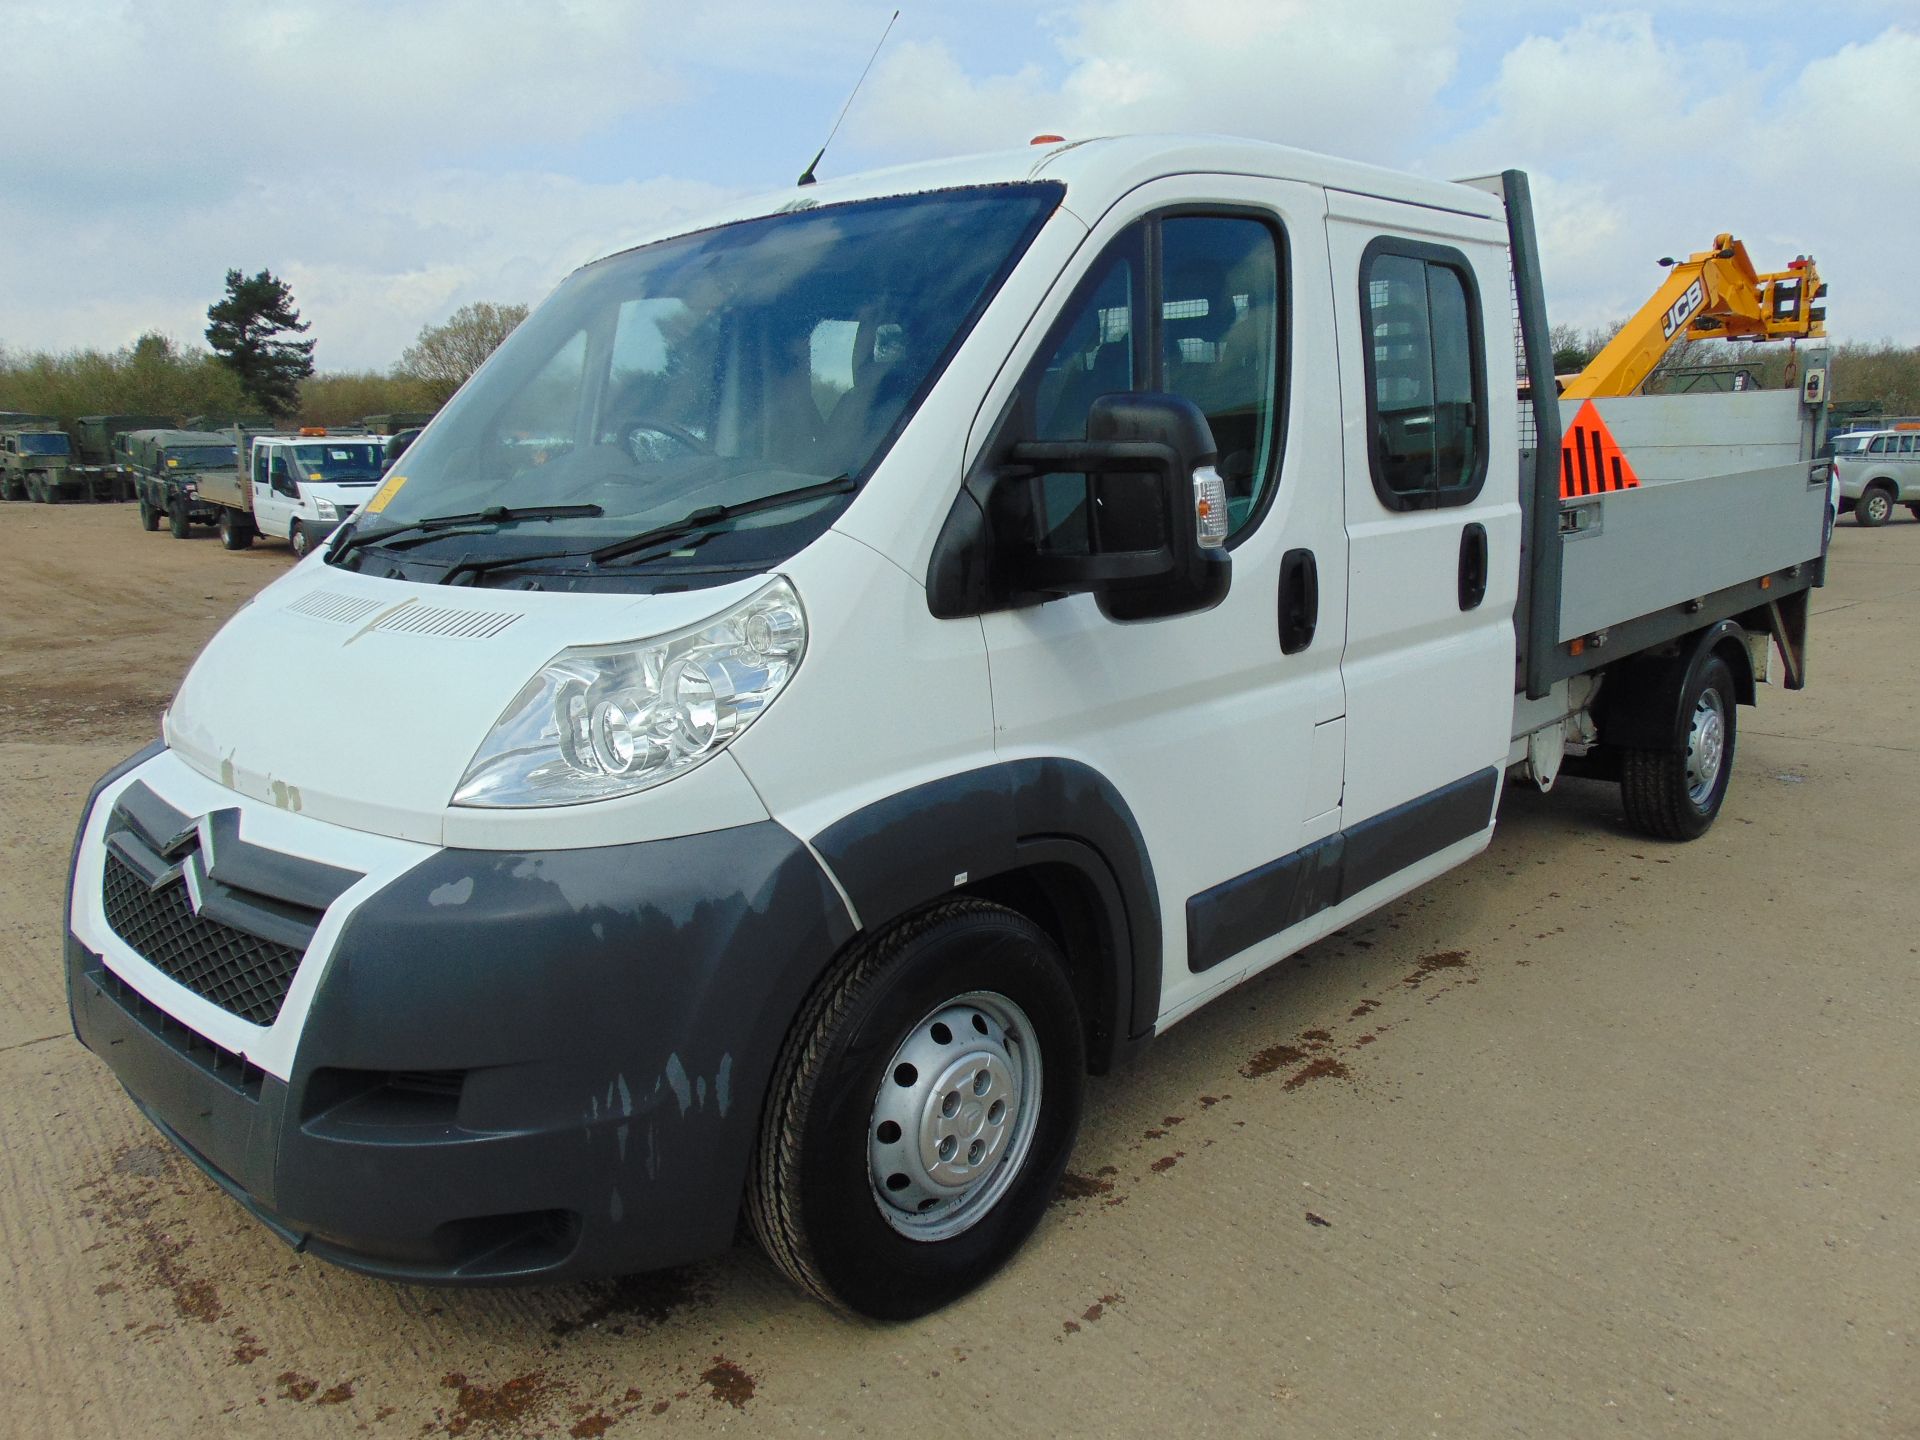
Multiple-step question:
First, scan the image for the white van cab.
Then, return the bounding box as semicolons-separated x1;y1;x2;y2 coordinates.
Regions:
248;432;388;555
65;135;1828;1319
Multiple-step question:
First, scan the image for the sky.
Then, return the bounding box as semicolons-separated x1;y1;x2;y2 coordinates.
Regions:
3;0;1916;372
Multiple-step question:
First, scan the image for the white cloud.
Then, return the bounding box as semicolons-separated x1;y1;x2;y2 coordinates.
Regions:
3;2;1915;371
0;167;734;369
852;0;1464;164
1437;19;1919;342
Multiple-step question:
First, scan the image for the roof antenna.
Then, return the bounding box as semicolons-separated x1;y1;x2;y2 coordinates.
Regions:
797;8;899;187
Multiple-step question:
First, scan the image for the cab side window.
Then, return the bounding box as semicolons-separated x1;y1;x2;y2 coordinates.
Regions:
1029;227;1144;553
1021;213;1283;549
1161;217;1282;532
1360;240;1487;510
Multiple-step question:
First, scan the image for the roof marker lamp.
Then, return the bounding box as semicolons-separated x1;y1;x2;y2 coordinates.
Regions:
453;578;806;808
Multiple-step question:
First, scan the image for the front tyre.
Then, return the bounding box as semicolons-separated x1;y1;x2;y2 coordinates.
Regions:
289;522;310;558
1621;655;1737;841
138;499;159;532
168;500;190;538
748;901;1085;1320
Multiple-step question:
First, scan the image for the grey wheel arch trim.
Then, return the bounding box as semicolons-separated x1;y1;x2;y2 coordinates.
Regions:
810;759;1160;1072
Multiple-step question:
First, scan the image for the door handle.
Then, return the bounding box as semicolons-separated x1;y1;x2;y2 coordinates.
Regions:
1278;548;1318;654
1458;523;1488;610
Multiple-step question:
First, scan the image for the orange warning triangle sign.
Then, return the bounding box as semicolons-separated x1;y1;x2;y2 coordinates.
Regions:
1558;399;1641;500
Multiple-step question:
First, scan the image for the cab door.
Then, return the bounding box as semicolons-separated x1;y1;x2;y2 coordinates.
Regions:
253;446;294;539
976;176;1350;1023
1324;193;1521;886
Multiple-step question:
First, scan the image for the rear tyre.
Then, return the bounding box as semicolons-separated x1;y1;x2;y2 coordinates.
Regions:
1908;504;1920;521
748;901;1085;1320
1856;487;1894;527
139;499;159;532
168;500;190;539
289;522;310;559
1621;655;1737;841
219;509;253;550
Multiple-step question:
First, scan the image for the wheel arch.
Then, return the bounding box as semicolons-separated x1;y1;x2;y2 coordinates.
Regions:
810;759;1161;1075
1594;620;1752;752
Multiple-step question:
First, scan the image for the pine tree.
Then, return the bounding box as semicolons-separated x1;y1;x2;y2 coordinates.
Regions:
205;269;317;417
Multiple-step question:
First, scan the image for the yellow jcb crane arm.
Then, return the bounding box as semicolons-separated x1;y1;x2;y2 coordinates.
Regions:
1561;234;1826;400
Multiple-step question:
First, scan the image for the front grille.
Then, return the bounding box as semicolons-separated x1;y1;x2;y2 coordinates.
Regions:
102;849;302;1026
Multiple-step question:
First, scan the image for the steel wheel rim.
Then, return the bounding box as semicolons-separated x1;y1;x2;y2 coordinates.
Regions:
1866;492;1891;522
1686;688;1726;805
867;990;1043;1242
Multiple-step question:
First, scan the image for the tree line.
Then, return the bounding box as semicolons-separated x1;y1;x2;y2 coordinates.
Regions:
6;268;1919;428
0;268;526;428
1550;323;1920;417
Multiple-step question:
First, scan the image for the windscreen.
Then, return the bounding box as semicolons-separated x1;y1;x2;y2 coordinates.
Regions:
292;443;384;481
20;432;70;456
359;183;1062;572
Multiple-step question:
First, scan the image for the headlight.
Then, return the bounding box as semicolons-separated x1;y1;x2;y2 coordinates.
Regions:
314;498;338;520
452;577;806;808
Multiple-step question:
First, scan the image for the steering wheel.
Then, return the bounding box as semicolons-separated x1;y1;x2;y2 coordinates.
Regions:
619;416;713;465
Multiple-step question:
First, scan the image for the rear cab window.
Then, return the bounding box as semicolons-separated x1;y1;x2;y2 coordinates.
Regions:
1359;239;1487;511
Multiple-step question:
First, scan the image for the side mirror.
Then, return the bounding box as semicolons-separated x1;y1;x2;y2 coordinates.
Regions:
928;392;1232;621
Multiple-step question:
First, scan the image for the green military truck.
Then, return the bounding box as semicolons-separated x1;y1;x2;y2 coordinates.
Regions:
1;423;96;502
122;429;239;537
357;411;437;435
182;412;275;433
76;414;174;501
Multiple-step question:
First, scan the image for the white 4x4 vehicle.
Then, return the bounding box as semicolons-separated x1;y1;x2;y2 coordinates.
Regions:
1834;427;1920;526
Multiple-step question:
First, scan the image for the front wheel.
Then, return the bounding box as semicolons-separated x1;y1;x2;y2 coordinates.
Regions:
168;500;190;538
748;901;1085;1320
139;499;158;532
1857;487;1894;527
288;522;310;558
1621;655;1737;841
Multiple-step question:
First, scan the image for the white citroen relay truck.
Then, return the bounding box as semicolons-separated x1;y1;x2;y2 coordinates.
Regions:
65;136;1829;1319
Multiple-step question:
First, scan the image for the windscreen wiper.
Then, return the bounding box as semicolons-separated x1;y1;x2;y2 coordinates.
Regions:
589;476;854;566
329;503;604;561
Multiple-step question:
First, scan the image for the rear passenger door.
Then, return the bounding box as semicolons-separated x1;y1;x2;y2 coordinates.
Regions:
1325;194;1521;888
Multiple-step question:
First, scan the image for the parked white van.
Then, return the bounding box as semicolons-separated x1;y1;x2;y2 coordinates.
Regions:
65;135;1829;1319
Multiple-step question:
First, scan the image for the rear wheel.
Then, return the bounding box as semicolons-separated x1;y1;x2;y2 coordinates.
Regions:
748;901;1085;1320
1908;504;1920;521
1856;486;1894;527
1621;655;1737;841
219;509;253;550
